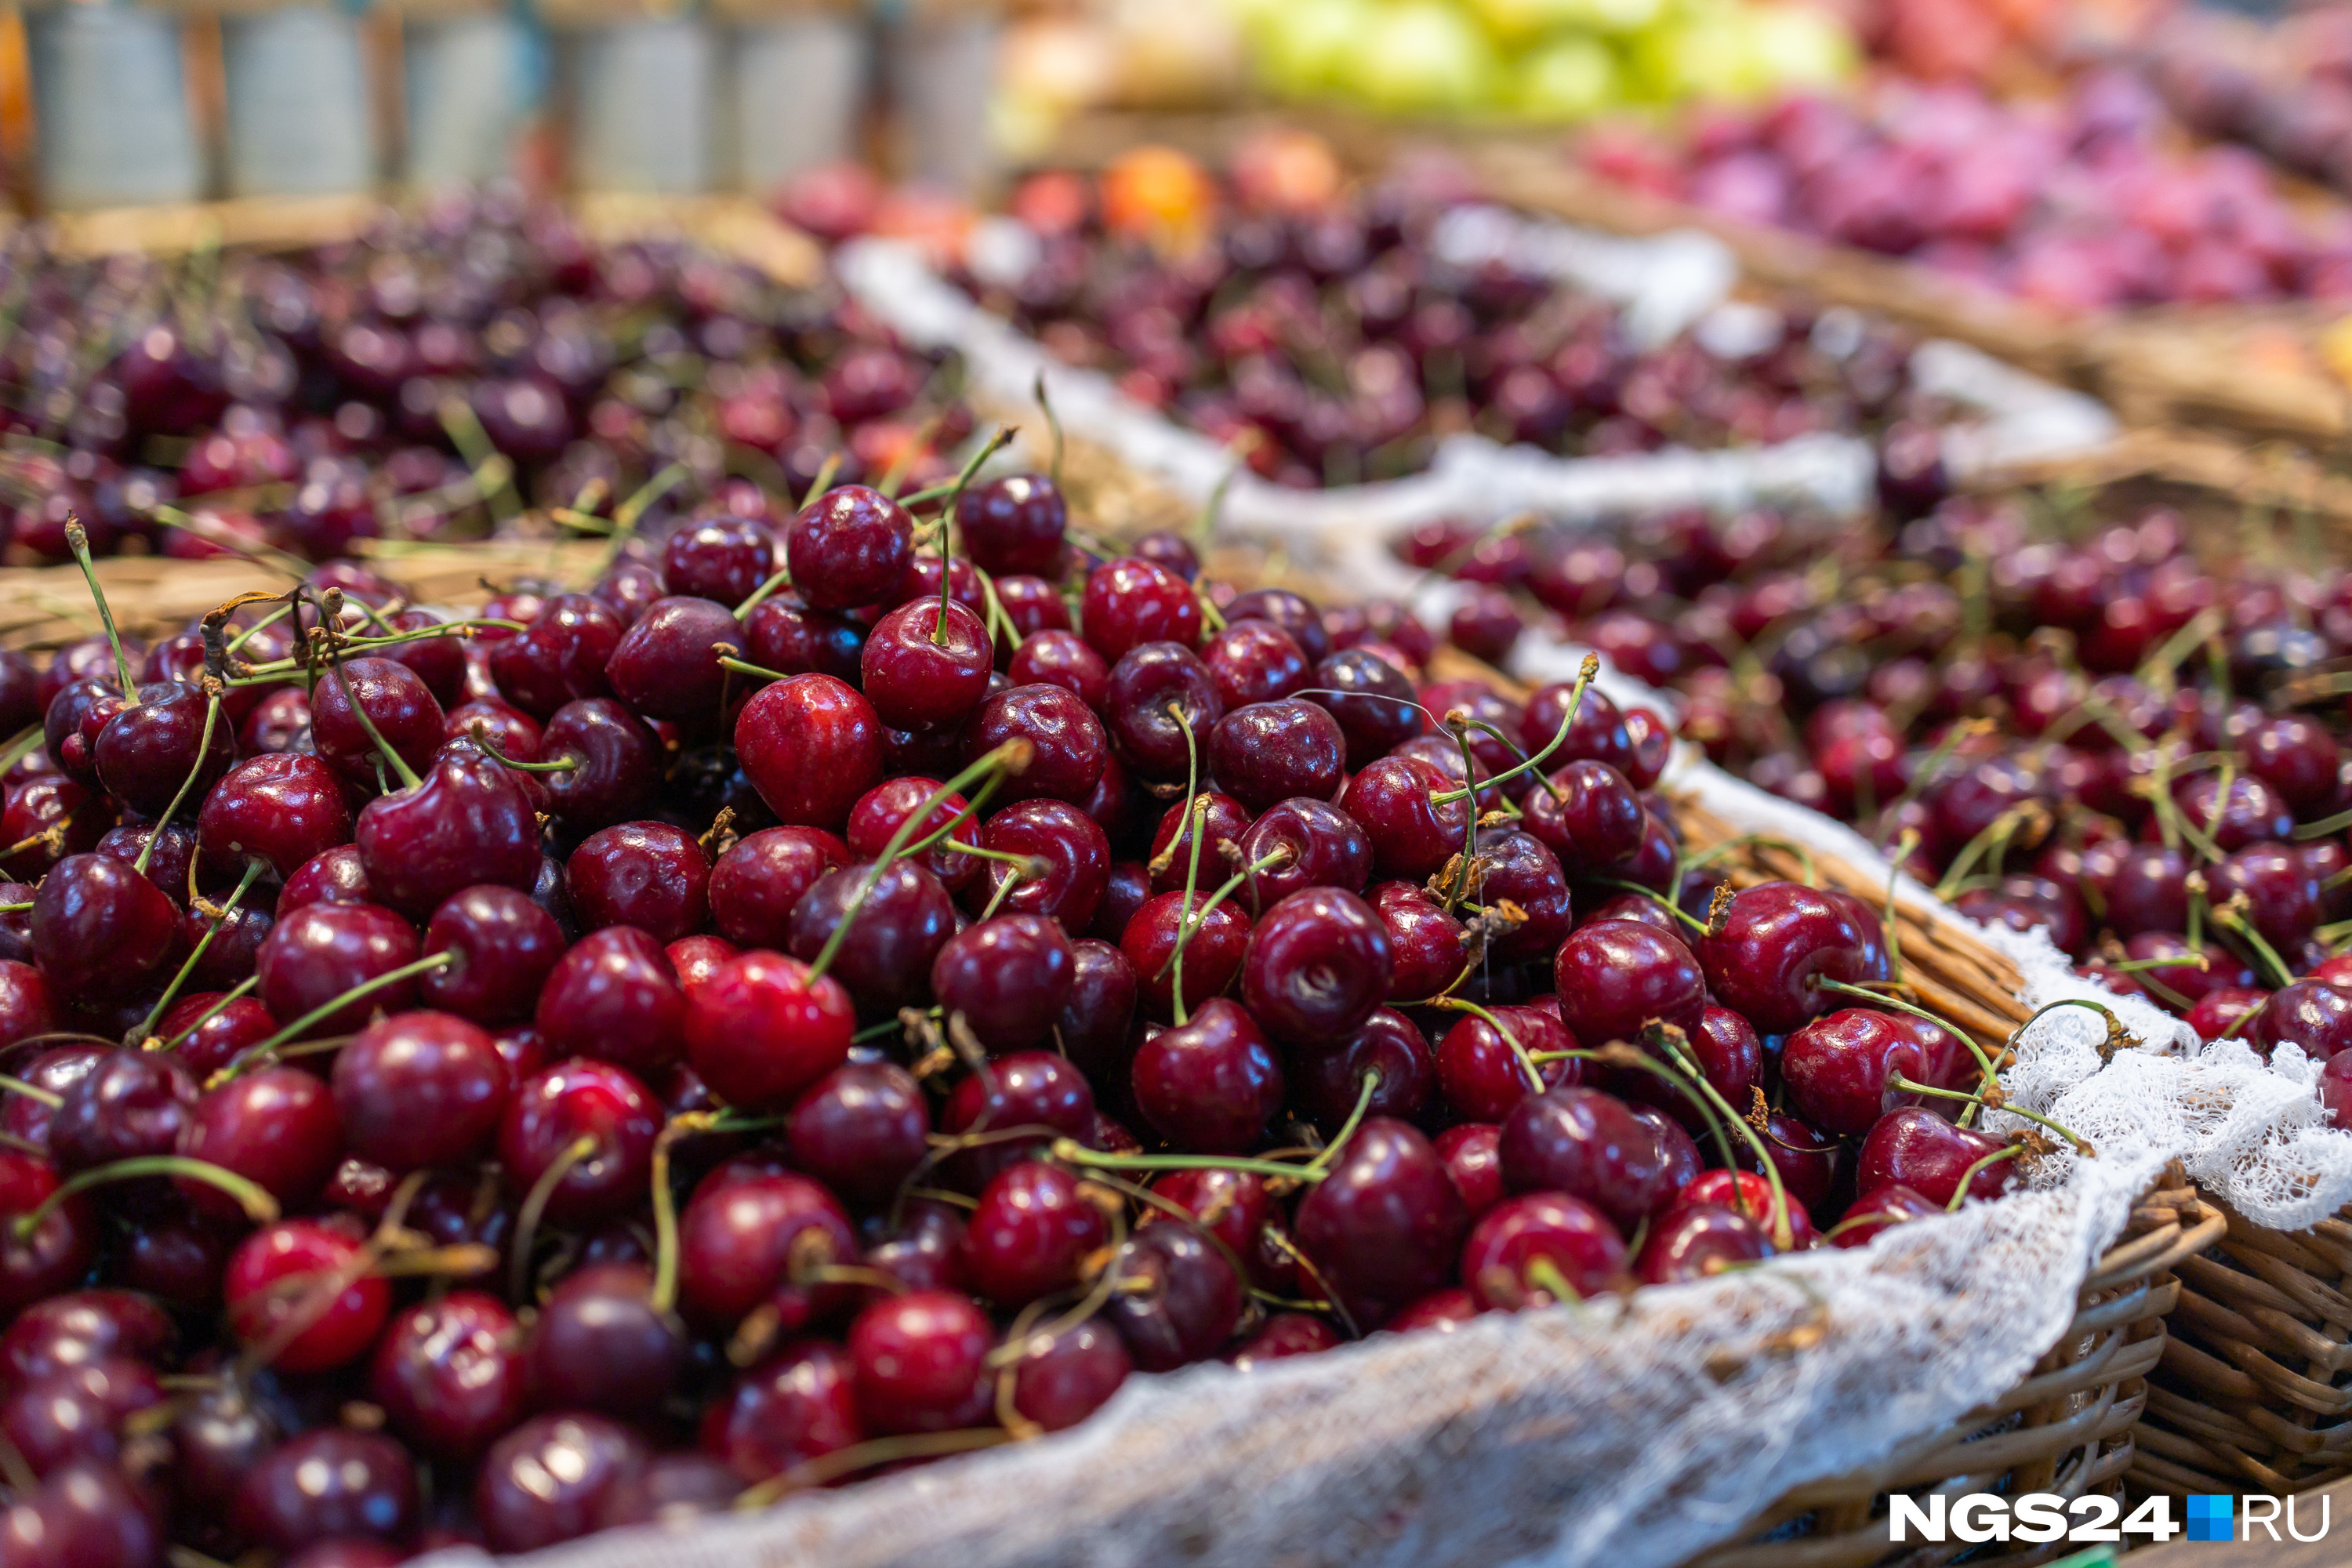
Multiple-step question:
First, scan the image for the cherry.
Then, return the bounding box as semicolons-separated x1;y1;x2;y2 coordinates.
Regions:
706;1341;862;1482
1831;1185;1941;1250
0;775;110;883
94;683;235;817
1147;793;1251;895
498;1058;660;1224
1;1049;104;1152
175;1065;341;1220
0;1461;162;1568
940;1051;1095;1189
1131;997;1285;1152
47;1048;197;1173
1102;641;1222;782
735;673;884;832
1779;1007;1968;1135
1082;557;1202;662
1202;620;1310;711
1100;1224;1242;1370
1238;887;1388;1047
1552;918;1705;1049
30;854;179;995
368;1290;526;1457
310;657;446;791
234;1428;418;1552
1519;680;1633;776
786;1062;929;1204
1461;1190;1627;1308
280;845;372;912
862;599;993;731
1294;1119;1467;1327
224;1219;390;1372
2212;841;2322;947
668;934;738;996
965;684;1109;804
418;884;565;1024
931;914;1076;1052
744;593;865;682
964;1160;1111;1306
1465;831;1574;964
0;1291;174;1386
1696;881;1884;1033
256;902;423;1036
1341;754;1468;881
1523;760;1642;877
665;514;777;604
197;753;350;884
2249;978;2352;1059
1371;881;1468;1000
956;473;1067;577
0;1356;163;1476
490;594;624;719
848;777;979;892
847;1288;993;1433
2321;1049;2352;1130
674;1167;854;1327
1633;1203;1769;1285
788;485;915;610
710;826;849;948
786;861;956;1012
538;699;663;829
567;822;710;942
331;1009;511;1171
684;950;854;1111
1120;890;1251;1020
240;686;313;754
477;1413;651;1554
354;745;543;920
1435;1004;1576;1122
1623;1004;1762;1133
1385;1288;1481;1334
1673;1170;1817;1248
1009;1318;1131;1430
0;1154;95;1314
1007;631;1108;713
1857;1107;2011;1207
1208;699;1345;814
2245;716;2343;818
0;960;53;1051
602;597;741;723
1232;799;1372;910
2169;771;2295;853
1296;1006;1433;1127
1435;1122;1504;1218
527;1262;681;1421
969;800;1111;931
1497;1084;1686;1231
2092;842;2192;937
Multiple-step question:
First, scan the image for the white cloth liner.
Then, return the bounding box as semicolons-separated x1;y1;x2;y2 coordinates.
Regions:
422;227;2338;1568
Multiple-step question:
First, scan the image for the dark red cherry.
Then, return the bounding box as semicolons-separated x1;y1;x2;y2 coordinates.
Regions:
1100;1222;1243;1370
667;934;737;997
256;902;421;1036
602;597;741;723
0;1155;94;1314
488;594;623;720
1552;918;1704;1049
1619;1004;1762;1133
30;855;178;995
964;683;1108;804
233;1428;417;1552
1008;1318;1130;1431
331;1009;510;1171
2212;841;2323;947
969;799;1111;931
477;1414;651;1554
1497;1086;1679;1230
706;1341;861;1483
1371;881;1467;1000
847;1288;993;1432
1435;1122;1504;1218
0;1291;173;1388
1632;1202;1769;1284
744;593;865;682
964;1160;1110;1306
2094;842;2192;937
1239;887;1388;1047
539;698;663;829
94;683;234;817
198;753;351;883
310;657;446;791
735;673;884;833
1147;792;1252;896
1120;890;1250;1020
1082;557;1202;662
1832;1184;1941;1249
931;914;1076;1052
1296;1005;1432;1127
498;1058;660;1224
0;1459;163;1568
354;746;542;920
788;485;915;610
1463;829;1573;964
2249;978;2352;1059
174;1065;340;1221
419;884;565;1024
673;1163;854;1332
785;1062;928;1204
1341;754;1468;881
535;926;687;1076
1307;649;1421;769
2170;771;2295;853
1523;759;1642;877
567;822;710;942
709;826;850;948
223;1220;390;1372
956;473;1067;577
940;1051;1094;1188
280;844;371;913
2245;716;2343;818
847;777;979;892
0;1356;162;1476
1461;1190;1626;1308
0;774;110;884
1131;997;1284;1152
1007;630;1108;711
1519;680;1633;775
1202;620;1310;710
1436;1004;1576;1123
46;1048;197;1174
1231;798;1369;909
1696;881;1883;1033
862;599;993;731
1208;699;1345;815
0;960;53;1051
684;949;854;1111
664;514;777;605
1779;1008;1968;1135
994;575;1071;641
369;1290;525;1458
1102;641;1221;782
1856;1107;2011;1207
786;861;956;1012
1294;1119;1468;1327
526;1262;681;1421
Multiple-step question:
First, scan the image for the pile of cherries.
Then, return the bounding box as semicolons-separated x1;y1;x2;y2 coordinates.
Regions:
0;191;964;565
1584;74;2352;310
951;166;1933;488
1403;489;2352;1123
2136;5;2352;200
0;441;2049;1566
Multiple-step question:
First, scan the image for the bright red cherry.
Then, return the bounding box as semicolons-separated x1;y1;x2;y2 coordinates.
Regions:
223;1220;390;1373
684;949;854;1111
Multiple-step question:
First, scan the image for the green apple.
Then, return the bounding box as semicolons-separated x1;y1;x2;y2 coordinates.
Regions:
1344;1;1500;114
1252;0;1374;97
1513;34;1621;121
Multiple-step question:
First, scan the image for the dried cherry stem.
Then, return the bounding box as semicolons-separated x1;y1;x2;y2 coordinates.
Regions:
509;1134;600;1303
16;1156;278;1239
64;519;139;700
735;1429;1012;1510
0;1074;61;1109
1817;978;2004;1118
1883;1075;2092;1155
808;741;1033;983
1301;1071;1381;1177
1944;1144;2025;1211
159;975;259;1051
135;859;266;1042
1049;1137;1319;1185
467;721;579;774
223;953;456;1078
1428;996;1543;1095
1432;654;1600;807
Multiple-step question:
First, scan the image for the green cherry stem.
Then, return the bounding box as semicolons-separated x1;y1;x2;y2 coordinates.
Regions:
1431;654;1599;807
16;1155;278;1239
64;519;139;700
134;859;266;1042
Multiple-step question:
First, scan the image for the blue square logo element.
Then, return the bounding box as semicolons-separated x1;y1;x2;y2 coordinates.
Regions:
2186;1494;2234;1542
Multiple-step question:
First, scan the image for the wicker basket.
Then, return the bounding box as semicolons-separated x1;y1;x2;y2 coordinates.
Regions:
2129;1195;2352;1499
